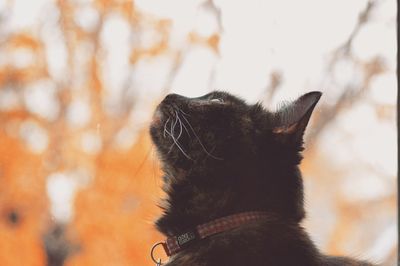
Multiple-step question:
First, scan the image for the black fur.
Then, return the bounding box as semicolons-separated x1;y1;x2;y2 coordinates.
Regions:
149;91;374;266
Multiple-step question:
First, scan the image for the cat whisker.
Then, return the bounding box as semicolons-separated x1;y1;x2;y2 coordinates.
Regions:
177;110;190;129
174;143;192;160
165;129;192;160
163;117;171;138
170;115;178;144
179;110;223;160
175;111;184;141
163;111;192;160
175;110;192;138
167;116;177;151
171;113;179;135
181;119;191;138
178;108;190;117
167;130;176;154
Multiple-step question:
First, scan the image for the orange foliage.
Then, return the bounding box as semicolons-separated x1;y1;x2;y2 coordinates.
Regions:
129;20;171;64
7;33;42;51
0;130;48;266
188;32;220;53
66;131;164;266
0;66;48;85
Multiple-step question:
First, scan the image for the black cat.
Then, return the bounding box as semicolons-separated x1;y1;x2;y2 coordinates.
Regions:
149;91;374;266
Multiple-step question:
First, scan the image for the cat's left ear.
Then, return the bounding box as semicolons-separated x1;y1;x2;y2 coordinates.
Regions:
272;91;322;146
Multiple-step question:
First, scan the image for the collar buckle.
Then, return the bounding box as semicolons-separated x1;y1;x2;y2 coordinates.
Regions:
176;230;198;247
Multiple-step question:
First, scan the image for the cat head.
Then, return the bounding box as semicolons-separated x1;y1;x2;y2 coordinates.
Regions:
150;91;321;232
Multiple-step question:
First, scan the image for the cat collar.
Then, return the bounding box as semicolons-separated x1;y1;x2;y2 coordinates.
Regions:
151;211;269;264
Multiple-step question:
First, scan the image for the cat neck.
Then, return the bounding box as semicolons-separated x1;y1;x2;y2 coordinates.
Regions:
156;167;306;236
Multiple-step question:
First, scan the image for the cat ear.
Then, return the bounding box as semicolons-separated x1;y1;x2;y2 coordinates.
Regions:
272;91;322;146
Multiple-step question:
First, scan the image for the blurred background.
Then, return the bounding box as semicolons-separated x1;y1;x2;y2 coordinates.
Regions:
0;0;397;265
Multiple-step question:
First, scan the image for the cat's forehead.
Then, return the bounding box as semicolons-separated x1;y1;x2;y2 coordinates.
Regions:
195;91;247;105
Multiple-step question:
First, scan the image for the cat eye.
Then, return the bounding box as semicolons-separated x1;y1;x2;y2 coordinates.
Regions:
210;98;224;103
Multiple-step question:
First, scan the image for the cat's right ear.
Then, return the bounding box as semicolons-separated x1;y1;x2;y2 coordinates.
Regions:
271;91;322;147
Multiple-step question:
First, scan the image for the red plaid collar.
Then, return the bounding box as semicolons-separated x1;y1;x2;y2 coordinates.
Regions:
159;211;269;257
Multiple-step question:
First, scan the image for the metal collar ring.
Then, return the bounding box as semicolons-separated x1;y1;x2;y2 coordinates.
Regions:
151;242;165;265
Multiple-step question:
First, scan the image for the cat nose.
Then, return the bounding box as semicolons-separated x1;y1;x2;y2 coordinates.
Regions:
162;93;185;105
